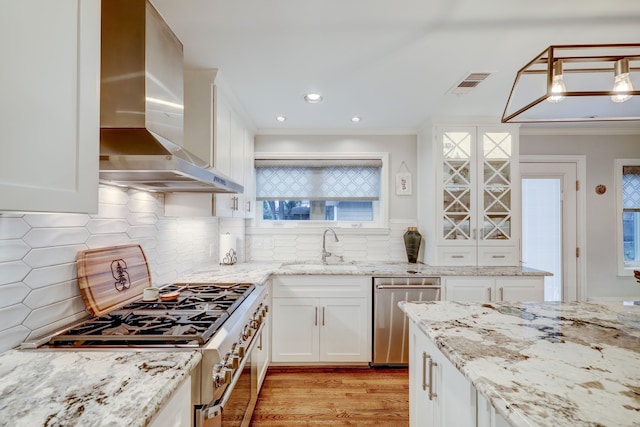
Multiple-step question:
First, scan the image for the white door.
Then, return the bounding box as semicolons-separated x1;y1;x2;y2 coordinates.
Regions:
520;162;578;301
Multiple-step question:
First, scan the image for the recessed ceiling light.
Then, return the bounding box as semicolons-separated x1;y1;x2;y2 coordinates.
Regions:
276;115;286;122
304;93;323;103
351;116;361;123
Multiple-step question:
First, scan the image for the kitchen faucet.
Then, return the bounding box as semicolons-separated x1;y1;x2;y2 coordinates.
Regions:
321;227;340;264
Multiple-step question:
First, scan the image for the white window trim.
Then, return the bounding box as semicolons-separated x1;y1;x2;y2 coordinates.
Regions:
616;158;640;276
253;152;389;229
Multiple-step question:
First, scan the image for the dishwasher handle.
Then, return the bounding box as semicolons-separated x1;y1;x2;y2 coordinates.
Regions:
375;284;441;291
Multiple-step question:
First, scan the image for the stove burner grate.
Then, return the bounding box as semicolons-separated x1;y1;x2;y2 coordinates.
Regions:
47;282;255;348
49;310;229;347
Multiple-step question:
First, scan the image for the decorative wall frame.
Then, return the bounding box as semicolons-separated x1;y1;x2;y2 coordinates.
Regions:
396;161;412;195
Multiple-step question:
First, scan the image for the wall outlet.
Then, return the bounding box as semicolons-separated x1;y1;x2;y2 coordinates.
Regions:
254;237;274;250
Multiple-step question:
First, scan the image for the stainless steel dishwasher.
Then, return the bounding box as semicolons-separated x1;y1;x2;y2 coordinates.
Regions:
371;276;441;367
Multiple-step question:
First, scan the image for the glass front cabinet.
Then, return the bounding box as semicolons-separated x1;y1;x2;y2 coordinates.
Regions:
421;124;520;266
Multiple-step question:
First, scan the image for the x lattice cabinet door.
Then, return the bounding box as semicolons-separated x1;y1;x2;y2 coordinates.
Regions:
427;124;520;266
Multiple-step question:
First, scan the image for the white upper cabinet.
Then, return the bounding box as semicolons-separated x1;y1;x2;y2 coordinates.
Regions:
419;123;520;266
215;85;255;218
182;69;254;218
0;0;100;213
243;127;256;218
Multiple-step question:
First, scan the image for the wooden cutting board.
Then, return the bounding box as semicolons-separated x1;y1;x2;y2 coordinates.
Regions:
77;244;152;316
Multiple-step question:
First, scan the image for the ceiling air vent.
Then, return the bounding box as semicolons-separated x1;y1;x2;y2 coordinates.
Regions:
448;72;491;95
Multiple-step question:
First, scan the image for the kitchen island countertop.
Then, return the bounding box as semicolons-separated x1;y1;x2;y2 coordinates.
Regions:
401;300;640;427
0;349;201;427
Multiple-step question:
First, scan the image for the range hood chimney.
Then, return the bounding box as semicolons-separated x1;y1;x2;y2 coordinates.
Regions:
100;0;243;194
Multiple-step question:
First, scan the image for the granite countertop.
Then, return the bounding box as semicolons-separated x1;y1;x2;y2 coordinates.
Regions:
401;300;640;427
0;349;201;427
0;262;549;426
177;261;550;283
178;261;277;284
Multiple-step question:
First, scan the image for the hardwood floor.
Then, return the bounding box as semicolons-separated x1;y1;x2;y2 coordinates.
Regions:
250;367;409;426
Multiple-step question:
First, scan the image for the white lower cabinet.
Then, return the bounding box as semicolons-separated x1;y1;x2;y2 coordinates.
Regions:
271;275;370;363
444;276;544;302
477;392;511;427
148;375;191;427
409;321;476;427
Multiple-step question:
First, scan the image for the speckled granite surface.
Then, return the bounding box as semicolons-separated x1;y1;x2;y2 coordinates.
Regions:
0;349;201;427
401;300;640;427
177;261;549;283
178;262;276;284
0;262;549;427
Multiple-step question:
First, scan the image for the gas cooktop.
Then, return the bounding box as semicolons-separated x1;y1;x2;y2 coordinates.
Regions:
48;283;255;348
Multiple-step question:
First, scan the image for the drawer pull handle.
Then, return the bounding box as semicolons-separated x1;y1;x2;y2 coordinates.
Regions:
422;352;428;391
428;357;437;400
492;255;506;258
451;255;464;259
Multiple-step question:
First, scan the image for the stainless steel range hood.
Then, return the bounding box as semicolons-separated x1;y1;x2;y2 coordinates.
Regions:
100;0;243;194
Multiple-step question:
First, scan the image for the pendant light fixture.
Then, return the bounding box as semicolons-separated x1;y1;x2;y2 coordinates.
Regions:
502;44;640;123
612;58;634;103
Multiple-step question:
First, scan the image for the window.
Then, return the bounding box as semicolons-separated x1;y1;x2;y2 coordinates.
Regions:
616;159;640;274
255;154;388;227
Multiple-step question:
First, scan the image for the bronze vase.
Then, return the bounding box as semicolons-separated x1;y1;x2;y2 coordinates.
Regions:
403;227;422;263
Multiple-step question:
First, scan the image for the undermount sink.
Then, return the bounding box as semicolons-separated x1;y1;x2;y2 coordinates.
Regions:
280;263;358;272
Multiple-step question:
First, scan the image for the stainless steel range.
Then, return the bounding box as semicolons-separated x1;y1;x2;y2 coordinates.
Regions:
22;244;269;427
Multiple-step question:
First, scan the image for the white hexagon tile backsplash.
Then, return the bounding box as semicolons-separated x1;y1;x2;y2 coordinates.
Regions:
0;185;221;352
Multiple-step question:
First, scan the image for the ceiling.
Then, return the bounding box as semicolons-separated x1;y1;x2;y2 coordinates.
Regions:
150;0;640;133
